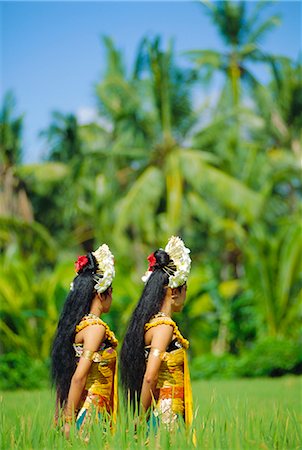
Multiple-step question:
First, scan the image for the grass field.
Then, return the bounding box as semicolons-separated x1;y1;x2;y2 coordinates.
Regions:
1;376;301;449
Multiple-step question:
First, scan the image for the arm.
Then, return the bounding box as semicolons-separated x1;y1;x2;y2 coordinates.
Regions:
64;324;106;419
140;324;173;412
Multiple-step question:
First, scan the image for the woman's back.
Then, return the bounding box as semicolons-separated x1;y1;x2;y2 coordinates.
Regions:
120;236;193;430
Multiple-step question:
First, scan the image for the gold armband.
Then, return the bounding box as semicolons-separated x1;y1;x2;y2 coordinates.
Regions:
82;349;95;360
150;347;166;360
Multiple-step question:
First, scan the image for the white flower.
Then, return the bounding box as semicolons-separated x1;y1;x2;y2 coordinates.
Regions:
92;244;115;294
165;236;191;288
141;270;153;283
142;236;191;288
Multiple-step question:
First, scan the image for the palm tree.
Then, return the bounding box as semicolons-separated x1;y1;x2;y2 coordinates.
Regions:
0;91;23;167
112;35;198;245
39;111;103;250
186;0;281;105
104;36;264;259
0;92;33;222
253;58;302;154
0;92;59;263
41;112;82;162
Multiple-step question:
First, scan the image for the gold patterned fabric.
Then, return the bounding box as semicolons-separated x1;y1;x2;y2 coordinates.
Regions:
74;315;118;429
144;317;193;428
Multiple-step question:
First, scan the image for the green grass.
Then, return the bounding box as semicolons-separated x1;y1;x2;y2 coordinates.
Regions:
1;377;301;449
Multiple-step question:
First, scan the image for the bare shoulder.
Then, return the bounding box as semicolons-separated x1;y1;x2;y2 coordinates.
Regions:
82;322;106;349
150;323;174;348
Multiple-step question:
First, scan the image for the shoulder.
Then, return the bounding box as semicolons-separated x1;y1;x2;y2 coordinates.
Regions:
145;315;176;332
76;314;118;347
75;314;106;333
145;315;190;349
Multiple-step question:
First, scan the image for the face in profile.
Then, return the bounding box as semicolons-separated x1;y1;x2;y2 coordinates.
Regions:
172;283;187;312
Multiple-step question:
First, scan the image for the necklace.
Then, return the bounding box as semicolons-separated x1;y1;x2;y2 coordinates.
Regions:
153;312;171;319
86;313;100;320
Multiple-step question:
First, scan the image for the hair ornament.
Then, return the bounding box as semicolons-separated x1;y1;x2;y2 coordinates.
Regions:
92;244;115;294
147;253;156;271
141;236;191;287
164;236;191;288
141;269;153;284
75;255;89;272
161;262;176;277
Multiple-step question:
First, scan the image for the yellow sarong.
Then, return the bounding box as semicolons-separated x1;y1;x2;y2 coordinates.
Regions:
74;315;118;429
145;317;194;428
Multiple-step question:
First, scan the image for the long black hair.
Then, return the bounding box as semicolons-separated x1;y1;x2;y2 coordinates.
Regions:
120;249;175;407
51;253;98;406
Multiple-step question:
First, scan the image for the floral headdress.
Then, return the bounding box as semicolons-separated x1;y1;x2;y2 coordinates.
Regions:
74;244;115;294
142;236;191;288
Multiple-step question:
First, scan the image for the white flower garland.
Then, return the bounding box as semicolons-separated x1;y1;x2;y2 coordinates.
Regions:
92;244;115;294
142;236;191;288
165;236;191;288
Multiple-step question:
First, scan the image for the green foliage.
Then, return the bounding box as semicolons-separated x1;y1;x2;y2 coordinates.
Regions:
239;337;302;377
0;3;301;382
0;91;23;167
0;353;49;390
191;338;302;380
244;222;302;337
0;249;72;359
188;0;282;104
191;353;239;380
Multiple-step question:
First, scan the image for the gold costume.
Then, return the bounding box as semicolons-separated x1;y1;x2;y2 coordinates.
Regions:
73;314;118;429
144;316;193;428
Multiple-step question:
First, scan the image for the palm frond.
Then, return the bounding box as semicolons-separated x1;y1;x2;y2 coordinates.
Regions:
114;166;164;241
277;223;302;321
0;216;56;261
101;35;125;78
165;151;183;236
247;15;281;44
180;149;264;222
185;50;224;70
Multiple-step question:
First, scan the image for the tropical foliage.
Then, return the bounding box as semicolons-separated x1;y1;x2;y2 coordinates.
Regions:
0;1;301;385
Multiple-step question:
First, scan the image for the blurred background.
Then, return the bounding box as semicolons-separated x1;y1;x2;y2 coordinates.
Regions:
1;0;301;390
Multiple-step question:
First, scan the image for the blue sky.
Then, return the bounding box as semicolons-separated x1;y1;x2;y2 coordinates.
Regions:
1;1;301;163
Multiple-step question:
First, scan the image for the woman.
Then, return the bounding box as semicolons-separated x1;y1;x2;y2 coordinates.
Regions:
51;244;118;438
120;236;194;430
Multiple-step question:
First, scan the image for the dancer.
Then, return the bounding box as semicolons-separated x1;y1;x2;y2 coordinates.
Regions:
120;236;193;430
51;244;117;438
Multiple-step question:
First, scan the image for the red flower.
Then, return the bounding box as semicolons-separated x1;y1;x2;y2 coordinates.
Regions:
147;253;156;271
75;255;89;272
